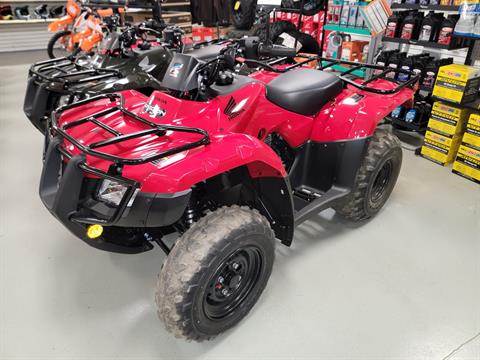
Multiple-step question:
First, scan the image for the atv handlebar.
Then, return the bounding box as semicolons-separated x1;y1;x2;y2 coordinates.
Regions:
258;45;297;58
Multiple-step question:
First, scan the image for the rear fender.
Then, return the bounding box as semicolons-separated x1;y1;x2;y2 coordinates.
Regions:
311;80;415;142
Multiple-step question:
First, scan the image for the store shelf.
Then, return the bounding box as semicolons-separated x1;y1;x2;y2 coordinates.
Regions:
390;3;459;11
323;24;370;36
321;61;366;77
453;33;480;40
389;116;428;132
0;18;54;24
382;36;470;50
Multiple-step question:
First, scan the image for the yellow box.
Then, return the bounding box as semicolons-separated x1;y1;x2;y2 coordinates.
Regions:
428;101;471;136
452;144;480;184
432;64;480;104
421;131;462;166
462;113;480;149
424;130;462;148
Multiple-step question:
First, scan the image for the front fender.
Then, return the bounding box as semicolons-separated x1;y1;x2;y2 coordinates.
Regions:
137;133;287;193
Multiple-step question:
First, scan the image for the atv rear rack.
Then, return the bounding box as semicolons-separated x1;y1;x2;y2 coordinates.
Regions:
318;57;420;95
29;57;122;86
50;93;210;166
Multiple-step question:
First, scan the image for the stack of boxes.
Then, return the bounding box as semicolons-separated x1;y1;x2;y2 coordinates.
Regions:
452;113;480;184
420;101;470;166
420;63;480;185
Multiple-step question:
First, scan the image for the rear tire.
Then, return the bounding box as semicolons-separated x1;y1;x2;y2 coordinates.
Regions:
230;0;257;30
47;30;72;59
334;129;403;221
156;206;275;341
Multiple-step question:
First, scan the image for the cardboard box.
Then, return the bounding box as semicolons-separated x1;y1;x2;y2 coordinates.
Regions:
421;130;462;166
432;64;480;104
462;113;480;149
427;101;471;136
452;144;480;184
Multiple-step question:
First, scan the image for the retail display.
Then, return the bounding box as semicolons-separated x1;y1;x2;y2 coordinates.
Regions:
327;0;368;29
453;113;480;183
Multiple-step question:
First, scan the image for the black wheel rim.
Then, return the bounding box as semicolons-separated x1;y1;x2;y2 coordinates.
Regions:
371;159;393;204
203;246;263;320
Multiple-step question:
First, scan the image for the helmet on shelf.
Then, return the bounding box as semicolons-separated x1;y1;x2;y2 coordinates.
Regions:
15;6;30;20
34;4;50;19
49;5;66;18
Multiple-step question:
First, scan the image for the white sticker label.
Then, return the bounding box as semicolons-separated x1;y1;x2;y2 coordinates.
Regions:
278;33;302;52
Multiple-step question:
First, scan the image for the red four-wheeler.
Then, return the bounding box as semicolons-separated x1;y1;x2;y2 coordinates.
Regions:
39;38;418;341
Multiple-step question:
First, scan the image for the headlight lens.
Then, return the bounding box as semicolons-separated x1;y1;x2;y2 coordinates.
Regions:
97;180;137;207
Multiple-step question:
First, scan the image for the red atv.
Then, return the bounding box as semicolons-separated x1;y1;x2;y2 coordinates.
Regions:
39;38;418;341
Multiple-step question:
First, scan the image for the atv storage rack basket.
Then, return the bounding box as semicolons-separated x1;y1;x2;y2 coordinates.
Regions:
25;57;123;131
41;93;210;228
317;57;420;94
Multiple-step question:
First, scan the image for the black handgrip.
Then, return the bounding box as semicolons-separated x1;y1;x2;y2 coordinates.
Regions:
258;45;297;58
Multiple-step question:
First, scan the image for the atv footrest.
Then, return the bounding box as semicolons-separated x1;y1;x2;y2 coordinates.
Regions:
293;186;350;225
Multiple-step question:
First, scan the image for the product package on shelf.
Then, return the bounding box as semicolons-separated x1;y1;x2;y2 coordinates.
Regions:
452;144;480;183
428;101;471;135
432;63;480;104
454;0;480;38
462;113;480;148
421;129;463;165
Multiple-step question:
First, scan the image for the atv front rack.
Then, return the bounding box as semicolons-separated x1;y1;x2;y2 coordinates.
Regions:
50;93;210;166
29;56;122;86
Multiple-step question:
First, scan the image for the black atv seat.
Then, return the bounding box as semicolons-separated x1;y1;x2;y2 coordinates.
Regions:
266;68;343;116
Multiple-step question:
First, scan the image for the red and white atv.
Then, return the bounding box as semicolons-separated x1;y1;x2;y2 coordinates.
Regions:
38;38;418;341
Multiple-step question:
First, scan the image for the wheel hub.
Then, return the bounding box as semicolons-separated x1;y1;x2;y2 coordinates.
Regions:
204;247;263;320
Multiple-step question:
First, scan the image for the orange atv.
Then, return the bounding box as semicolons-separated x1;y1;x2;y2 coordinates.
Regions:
47;0;121;58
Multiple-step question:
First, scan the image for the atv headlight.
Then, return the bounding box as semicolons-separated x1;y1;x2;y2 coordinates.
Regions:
97;180;137;207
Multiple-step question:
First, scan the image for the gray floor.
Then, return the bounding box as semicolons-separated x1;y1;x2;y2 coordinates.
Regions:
1;51;479;360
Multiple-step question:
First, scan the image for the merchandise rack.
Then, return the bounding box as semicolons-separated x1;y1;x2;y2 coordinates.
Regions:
382;36;472;50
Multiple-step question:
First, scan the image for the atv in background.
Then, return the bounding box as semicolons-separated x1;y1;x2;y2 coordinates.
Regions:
23;22;228;134
37;35;419;341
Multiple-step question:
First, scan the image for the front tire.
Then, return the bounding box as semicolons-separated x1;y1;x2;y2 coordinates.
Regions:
47;30;72;58
334;129;403;221
156;206;275;341
230;0;257;30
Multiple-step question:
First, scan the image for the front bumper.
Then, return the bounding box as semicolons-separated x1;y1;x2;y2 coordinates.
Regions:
39;137;191;254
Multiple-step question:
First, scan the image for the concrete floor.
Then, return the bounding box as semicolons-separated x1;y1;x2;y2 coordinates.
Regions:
1;51;479;360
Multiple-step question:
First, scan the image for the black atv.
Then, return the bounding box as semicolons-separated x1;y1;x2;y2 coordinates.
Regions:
24;21;227;134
